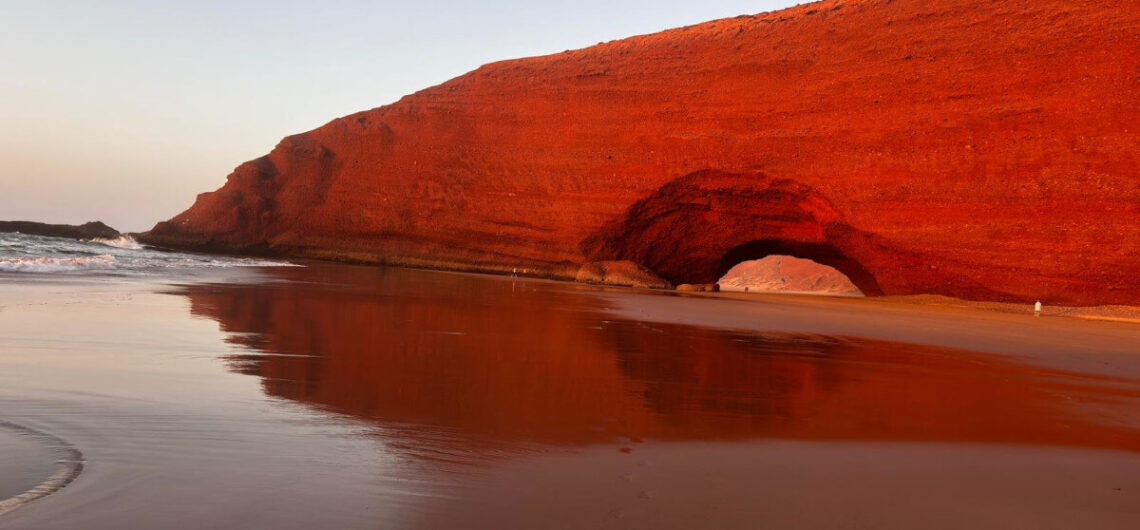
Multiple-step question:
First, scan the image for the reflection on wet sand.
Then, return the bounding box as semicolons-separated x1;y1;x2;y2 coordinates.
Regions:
176;264;1140;458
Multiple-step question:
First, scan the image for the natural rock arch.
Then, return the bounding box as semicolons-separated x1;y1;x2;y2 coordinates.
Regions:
581;170;894;295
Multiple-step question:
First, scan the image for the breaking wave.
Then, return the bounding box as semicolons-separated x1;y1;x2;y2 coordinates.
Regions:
91;235;143;250
0;232;299;276
0;254;116;273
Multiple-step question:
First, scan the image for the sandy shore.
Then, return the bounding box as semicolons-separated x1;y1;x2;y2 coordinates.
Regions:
675;287;1140;324
0;428;56;503
585;286;1140;381
3;263;1137;529
878;294;1140;324
407;276;1140;529
0;422;80;516
420;441;1140;530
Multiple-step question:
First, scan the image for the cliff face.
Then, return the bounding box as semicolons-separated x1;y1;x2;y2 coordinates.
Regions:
144;0;1140;305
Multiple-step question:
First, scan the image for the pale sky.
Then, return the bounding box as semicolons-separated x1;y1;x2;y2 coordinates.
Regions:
1;1;800;232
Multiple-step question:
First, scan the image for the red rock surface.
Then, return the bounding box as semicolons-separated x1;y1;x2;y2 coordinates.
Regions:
719;256;864;295
576;261;672;289
143;0;1140;305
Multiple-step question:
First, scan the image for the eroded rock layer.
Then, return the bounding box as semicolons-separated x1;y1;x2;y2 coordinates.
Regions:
143;0;1140;305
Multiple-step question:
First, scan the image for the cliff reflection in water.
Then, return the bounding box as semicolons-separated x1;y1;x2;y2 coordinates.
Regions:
177;264;1140;458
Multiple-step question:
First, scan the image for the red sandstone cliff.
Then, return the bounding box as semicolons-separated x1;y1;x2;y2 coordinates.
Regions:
143;0;1140;305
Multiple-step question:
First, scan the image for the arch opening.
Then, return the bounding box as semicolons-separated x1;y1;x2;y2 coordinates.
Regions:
716;240;883;296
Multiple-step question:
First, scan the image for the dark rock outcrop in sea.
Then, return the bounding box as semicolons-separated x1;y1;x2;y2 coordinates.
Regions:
142;0;1140;306
0;221;120;241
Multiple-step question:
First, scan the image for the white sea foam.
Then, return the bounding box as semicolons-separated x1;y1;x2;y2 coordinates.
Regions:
145;257;301;269
0;254;116;273
0;232;300;274
91;235;143;250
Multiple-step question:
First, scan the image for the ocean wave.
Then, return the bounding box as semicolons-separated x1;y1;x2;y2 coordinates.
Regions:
202;258;301;268
0;233;301;274
0;254;117;273
148;257;301;269
91;235;143;250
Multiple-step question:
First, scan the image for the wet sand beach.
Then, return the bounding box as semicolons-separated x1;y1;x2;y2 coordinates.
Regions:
603;288;1140;378
0;427;60;503
421;442;1140;530
0;422;82;517
2;261;1139;529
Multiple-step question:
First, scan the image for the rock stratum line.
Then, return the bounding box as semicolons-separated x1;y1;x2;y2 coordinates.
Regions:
142;0;1140;305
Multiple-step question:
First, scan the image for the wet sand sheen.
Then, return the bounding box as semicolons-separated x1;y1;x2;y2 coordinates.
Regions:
0;426;60;502
2;262;1139;528
420;442;1140;530
178;264;1140;453
0;422;83;517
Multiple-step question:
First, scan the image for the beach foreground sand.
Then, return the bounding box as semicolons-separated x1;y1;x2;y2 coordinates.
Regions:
598;286;1140;378
2;263;1138;529
420;441;1140;530
0;428;58;504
